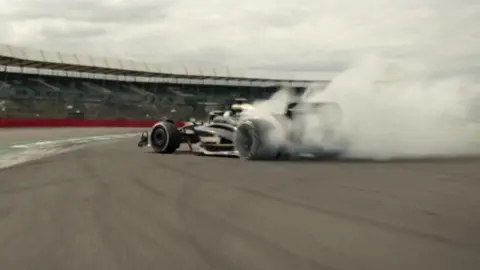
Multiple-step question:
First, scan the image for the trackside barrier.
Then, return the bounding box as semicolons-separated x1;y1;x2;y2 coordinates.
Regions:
0;118;186;128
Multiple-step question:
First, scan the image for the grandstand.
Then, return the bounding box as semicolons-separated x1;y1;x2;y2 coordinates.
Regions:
0;44;331;121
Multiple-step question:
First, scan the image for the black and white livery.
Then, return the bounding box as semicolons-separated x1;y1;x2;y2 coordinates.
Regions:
137;101;251;156
137;94;348;160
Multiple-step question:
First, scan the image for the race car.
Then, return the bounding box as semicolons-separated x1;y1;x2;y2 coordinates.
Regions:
137;101;253;156
137;94;347;160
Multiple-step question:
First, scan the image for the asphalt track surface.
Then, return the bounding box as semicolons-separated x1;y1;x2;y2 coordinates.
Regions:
0;139;479;270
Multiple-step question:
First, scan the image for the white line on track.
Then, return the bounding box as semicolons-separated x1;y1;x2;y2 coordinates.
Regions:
0;133;139;170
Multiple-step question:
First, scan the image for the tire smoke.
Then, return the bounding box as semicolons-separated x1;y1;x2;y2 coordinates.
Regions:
249;56;480;160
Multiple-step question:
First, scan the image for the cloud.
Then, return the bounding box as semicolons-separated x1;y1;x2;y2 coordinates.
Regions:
0;0;479;77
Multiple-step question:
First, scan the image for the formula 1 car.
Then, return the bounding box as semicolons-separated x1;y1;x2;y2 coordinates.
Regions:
137;94;347;160
137;101;252;156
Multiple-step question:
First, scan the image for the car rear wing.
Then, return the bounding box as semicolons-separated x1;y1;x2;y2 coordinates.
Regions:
284;101;343;124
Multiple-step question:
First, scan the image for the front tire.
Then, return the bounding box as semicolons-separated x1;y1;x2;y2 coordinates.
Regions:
150;121;182;153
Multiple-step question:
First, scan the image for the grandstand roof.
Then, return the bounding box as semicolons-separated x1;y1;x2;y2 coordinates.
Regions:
0;44;334;84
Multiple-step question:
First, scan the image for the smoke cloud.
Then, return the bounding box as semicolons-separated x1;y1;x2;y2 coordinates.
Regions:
249;56;480;160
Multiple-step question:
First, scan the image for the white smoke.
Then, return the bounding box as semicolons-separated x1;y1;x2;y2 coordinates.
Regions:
236;0;480;160
248;56;480;160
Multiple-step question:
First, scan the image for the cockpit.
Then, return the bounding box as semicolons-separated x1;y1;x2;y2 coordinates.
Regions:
208;110;225;122
225;103;253;118
207;103;253;122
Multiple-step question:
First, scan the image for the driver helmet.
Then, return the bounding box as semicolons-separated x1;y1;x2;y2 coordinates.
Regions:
229;104;245;117
208;111;222;121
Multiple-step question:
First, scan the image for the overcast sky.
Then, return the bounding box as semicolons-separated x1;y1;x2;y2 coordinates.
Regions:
0;0;479;78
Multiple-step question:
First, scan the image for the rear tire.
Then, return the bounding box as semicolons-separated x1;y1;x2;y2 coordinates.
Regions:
234;119;280;160
150;121;182;153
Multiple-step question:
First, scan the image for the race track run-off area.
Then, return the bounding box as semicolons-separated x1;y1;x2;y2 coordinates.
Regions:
0;134;479;269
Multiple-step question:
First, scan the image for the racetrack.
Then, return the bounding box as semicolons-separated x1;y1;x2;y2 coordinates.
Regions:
0;128;145;145
0;139;479;270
